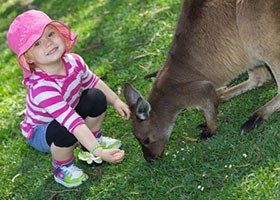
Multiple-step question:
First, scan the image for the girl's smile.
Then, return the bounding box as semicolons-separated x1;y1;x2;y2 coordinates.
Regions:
47;46;59;56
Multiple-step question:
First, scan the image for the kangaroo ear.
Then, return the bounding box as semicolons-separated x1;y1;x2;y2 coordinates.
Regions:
136;98;151;120
124;83;151;120
124;83;142;107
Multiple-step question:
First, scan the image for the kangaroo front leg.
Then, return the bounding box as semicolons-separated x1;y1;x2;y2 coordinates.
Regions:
217;65;271;102
187;81;218;139
198;104;218;139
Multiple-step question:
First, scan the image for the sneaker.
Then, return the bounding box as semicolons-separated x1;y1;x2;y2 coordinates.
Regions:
100;136;122;149
53;164;88;188
78;151;102;164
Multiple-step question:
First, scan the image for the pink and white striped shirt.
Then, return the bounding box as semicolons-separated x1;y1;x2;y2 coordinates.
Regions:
20;53;100;139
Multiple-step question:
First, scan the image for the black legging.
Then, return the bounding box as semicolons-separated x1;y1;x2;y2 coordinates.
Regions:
46;88;107;147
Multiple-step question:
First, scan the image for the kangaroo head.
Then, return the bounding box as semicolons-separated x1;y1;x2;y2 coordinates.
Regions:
124;83;171;162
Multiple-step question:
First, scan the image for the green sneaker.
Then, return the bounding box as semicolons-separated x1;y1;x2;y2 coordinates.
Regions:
100;136;122;149
53;164;88;188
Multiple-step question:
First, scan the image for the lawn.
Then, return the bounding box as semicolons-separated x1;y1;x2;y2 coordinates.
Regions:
0;0;279;199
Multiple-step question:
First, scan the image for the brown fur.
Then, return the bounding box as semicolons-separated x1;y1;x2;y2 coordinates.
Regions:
124;0;280;162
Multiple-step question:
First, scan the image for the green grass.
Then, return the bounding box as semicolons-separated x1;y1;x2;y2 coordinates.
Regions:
0;0;279;199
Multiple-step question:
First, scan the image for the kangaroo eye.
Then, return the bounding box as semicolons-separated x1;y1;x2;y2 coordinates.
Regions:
143;138;150;145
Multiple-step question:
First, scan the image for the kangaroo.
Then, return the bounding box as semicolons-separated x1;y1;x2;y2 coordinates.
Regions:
124;0;279;162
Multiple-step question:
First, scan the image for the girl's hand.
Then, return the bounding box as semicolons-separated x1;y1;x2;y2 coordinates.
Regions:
95;148;125;164
113;98;131;120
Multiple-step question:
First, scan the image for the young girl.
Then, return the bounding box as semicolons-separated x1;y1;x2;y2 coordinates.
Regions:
7;10;131;188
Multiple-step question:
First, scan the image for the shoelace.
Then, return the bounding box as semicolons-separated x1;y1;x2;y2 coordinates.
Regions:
60;165;80;178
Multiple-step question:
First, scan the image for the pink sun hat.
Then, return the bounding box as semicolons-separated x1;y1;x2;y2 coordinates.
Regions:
7;10;77;78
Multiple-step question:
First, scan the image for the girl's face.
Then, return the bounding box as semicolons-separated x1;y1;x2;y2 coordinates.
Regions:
24;25;66;68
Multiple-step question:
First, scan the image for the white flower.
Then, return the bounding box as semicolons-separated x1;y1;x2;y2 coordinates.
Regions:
197;185;204;191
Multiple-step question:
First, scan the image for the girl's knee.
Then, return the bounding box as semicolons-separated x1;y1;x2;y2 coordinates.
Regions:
46;120;78;147
79;88;107;117
53;134;77;147
88;88;107;111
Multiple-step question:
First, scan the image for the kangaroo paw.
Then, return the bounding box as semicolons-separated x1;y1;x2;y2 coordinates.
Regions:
198;130;215;140
240;114;264;135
